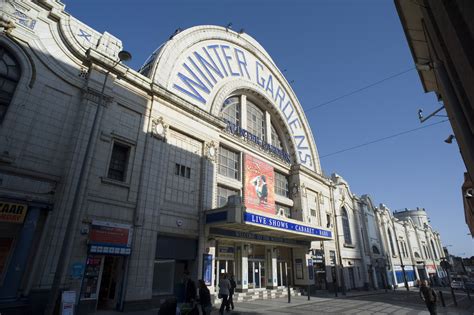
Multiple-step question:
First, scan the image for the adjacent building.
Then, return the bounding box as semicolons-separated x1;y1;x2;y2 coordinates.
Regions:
394;0;474;236
0;1;447;314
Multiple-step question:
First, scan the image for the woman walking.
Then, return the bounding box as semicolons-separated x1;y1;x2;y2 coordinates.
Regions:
218;273;231;315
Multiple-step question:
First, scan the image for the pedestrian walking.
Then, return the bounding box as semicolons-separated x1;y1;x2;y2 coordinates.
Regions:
226;275;237;311
183;270;197;303
198;280;212;315
419;280;438;315
218;273;231;315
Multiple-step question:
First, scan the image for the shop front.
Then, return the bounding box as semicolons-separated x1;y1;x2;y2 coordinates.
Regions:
0;199;50;301
79;220;132;313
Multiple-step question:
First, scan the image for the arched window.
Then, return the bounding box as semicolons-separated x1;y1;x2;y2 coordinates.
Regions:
387;229;395;255
430;240;438;259
0;46;21;121
372;245;380;255
271;123;283;150
341;207;352;245
246;100;265;141
221;96;240;125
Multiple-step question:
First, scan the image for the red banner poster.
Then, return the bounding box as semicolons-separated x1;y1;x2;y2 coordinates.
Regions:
244;154;275;214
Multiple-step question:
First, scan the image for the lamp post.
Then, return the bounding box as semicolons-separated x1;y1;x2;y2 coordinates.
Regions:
392;222;409;291
45;50;132;315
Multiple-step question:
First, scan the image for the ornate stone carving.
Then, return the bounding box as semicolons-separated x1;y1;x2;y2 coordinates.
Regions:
152;117;168;141
205;141;218;161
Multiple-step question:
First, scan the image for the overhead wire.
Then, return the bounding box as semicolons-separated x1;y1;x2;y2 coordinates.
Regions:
304;67;416;113
320;119;449;159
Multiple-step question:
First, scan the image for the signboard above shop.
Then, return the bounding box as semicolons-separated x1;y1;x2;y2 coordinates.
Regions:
88;220;132;256
0;201;28;224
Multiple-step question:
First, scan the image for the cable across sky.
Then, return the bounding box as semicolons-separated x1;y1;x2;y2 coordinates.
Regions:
304;67;416;113
320;119;449;158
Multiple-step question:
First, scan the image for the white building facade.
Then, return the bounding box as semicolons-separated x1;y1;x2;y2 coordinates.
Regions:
0;1;446;314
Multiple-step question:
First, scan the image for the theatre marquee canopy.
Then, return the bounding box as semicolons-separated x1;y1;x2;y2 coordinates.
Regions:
140;25;321;174
205;204;333;247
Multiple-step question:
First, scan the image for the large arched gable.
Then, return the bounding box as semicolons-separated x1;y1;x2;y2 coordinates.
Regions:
144;25;321;173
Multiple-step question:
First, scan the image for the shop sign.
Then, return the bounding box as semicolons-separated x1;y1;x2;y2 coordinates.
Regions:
244;212;332;238
308;259;314;280
225;120;291;164
71;262;84;280
218;246;235;259
244;155;275;215
425;264;436;273
0;201;28;224
329;251;336;266
88;220;132;255
312;249;324;263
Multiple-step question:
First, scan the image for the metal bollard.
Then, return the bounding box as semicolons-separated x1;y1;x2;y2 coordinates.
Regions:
450;288;458;307
307;284;310;300
288;284;291;303
438;290;446;307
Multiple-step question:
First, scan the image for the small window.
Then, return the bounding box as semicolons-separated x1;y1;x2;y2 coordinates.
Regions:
274;172;289;197
175;163;191;179
218;146;240;180
326;214;331;228
341;207;352;245
310;209;317;217
108;142;130;182
372;246;380;255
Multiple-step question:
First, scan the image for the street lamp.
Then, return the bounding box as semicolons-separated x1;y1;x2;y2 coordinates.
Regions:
45;50;132;315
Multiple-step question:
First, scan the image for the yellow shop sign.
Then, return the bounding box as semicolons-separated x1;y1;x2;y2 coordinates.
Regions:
0;201;28;223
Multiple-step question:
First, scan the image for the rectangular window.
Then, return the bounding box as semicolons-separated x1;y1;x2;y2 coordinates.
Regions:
310;209;317;217
175;163;191;179
108;142;130;182
152;260;175;295
274;172;289;197
218;146;240;180
217;186;239;207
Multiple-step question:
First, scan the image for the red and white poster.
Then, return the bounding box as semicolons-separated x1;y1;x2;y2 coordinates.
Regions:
89;220;132;247
244;154;275;214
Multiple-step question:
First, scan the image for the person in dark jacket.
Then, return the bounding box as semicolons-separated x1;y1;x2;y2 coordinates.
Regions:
226;275;237;311
183;270;197;303
419;280;438;315
198;280;212;315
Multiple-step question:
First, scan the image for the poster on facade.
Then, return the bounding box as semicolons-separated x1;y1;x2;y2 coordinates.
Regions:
244;154;275;214
202;254;212;286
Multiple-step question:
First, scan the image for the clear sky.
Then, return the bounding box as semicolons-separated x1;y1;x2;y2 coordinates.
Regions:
62;0;473;256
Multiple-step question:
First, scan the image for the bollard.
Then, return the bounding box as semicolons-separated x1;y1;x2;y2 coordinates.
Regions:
307;284;310;300
287;284;291;303
438;290;446;307
450;287;458;307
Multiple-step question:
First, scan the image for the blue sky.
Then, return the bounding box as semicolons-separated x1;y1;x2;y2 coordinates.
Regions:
62;0;472;256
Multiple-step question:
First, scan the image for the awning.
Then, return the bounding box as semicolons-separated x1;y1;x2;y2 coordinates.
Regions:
205;204;333;247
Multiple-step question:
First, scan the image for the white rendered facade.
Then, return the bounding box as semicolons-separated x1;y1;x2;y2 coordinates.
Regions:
0;1;447;314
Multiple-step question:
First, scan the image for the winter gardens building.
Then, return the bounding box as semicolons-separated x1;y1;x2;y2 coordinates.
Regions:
0;1;446;314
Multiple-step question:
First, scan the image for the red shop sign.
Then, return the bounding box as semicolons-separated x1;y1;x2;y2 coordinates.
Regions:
89;220;132;247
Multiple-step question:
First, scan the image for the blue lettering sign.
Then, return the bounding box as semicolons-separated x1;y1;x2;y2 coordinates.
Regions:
243;212;332;238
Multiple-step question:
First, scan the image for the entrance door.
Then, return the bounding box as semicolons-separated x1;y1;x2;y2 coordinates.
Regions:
248;260;265;289
97;256;122;310
348;268;356;289
215;259;234;287
277;261;288;287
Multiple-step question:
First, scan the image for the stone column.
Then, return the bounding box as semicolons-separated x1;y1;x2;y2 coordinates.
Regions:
265;246;278;289
236;243;248;292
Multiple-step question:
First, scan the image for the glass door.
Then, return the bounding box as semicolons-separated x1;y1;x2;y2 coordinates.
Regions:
215;259;235;287
248;260;265;289
277;261;288;287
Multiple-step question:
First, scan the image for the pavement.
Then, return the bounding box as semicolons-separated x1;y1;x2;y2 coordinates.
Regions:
94;288;474;315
